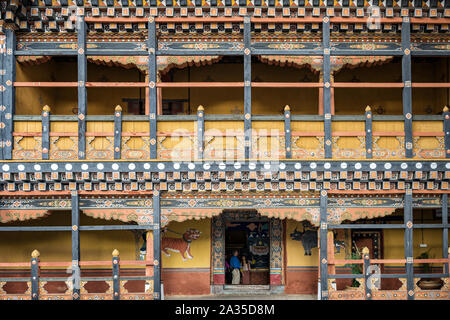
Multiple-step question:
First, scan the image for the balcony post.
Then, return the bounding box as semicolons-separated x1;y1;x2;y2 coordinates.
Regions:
443;106;450;158
365;106;373;159
404;189;414;300
362;247;372;300
443;194;448;274
197;105;205;160
30;249;40;300
112;249;120;300
153;191;161;300
243;17;252;160
319;190;329;300
41;105;51;160
148;17;158;159
113;105;122;160
401;18;413;158
77;15;87;160
3;28;16;160
284;105;292;159
322;17;332;159
71;191;81;300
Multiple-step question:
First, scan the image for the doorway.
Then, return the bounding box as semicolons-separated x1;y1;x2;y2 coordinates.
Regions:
224;220;270;285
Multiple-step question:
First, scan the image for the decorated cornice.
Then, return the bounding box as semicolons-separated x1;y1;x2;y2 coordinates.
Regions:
1;0;450;34
0;160;449;193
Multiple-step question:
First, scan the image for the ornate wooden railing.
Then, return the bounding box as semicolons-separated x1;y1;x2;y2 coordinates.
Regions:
327;247;450;300
11;105;447;162
0;249;154;300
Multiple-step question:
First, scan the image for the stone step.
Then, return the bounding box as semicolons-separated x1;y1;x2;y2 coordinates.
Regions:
223;285;271;294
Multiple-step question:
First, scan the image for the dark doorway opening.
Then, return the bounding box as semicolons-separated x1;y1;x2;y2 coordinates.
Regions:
224;221;270;285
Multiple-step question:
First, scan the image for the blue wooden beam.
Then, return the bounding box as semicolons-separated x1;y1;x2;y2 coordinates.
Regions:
365;105;373;159
404;190;414;300
322;17;332;159
113;105;122;159
148;17;157;159
3;29;16;160
319;190;328;300
197;105;205;160
77;17;87;160
153;191;161;300
284;105;292;159
71;191;81;300
244;17;252;160
402;18;413;159
41;105;51;160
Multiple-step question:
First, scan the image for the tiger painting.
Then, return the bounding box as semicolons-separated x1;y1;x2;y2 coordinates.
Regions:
162;228;201;261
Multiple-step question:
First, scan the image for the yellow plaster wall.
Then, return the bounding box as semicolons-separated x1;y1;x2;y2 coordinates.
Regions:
15;61;143;115
0;211;136;264
15;58;448;116
161;219;211;269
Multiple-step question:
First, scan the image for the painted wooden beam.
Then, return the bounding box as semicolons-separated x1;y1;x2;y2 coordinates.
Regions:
197;105;205;160
41;105;51;160
113;105;122;159
444;106;450;158
322;17;332;159
3;29;16;160
153;191;161;300
30;250;40;300
112;249;120;300
404;190;414;300
319;190;329;300
244;17;252;159
443;193;449;274
77;17;87;160
402;18;413;159
71;191;81;300
365;106;373;159
284;105;292;159
148;17;157;159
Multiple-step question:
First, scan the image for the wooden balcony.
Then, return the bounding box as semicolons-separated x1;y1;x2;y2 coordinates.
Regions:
11;106;447;162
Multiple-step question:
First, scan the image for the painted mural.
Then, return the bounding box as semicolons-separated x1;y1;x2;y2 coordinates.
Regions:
161;228;202;261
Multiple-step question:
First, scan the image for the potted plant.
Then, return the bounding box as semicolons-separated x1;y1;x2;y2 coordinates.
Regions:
416;250;444;290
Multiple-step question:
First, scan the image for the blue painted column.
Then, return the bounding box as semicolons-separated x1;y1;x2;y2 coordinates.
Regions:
77;16;87;160
322;17;332;159
113;105;122;159
402;18;413;158
404;190;414;300
319;190;329;300
443;194;449;274
41;105;51;160
197;105;205;160
148;17;158;159
243;17;252;160
30;250;40;300
365;106;373;159
284;105;292;159
3;29;16;160
112;249;120;300
443;106;450;158
153;191;161;300
0;34;4;160
71;191;81;300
